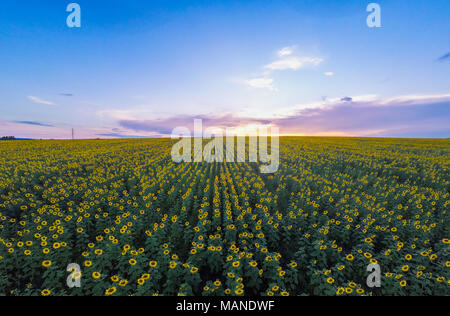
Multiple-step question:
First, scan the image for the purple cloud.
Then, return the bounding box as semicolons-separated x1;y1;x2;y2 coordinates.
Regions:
272;100;450;137
13;121;54;127
118;114;271;135
340;97;353;102
116;94;450;138
97;133;157;139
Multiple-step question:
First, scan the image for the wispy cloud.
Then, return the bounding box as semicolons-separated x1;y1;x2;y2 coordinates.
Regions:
243;77;275;91
277;46;295;57
265;56;323;71
324;72;334;77
96;133;157;139
13;121;54;127
59;93;74;97
373;93;450;106
27;96;56;106
240;46;323;91
266;46;323;71
437;52;450;62
0;120;134;140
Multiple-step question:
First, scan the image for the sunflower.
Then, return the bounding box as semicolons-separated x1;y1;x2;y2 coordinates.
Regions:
41;289;51;296
336;288;345;295
42;260;52;268
105;287;117;296
190;267;199;274
364;252;372;259
119;280;128;287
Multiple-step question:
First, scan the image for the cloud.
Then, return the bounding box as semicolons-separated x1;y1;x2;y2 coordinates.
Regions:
324;72;334;77
265;57;323;71
0;120;143;140
96;133;157;139
59;93;74;97
27;96;56;106
437;53;450;62
373;93;450;106
238;46;323;91
244;77;275;91
13;121;54;127
118;113;271;136
270;94;450;137
277;46;294;57
115;93;450;138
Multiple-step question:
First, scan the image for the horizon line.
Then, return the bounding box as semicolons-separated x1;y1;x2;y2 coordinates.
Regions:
3;136;449;141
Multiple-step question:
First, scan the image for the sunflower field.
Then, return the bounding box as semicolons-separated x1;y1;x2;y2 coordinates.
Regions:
0;137;449;296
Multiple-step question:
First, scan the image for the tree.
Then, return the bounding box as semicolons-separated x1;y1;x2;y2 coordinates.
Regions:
1;136;16;141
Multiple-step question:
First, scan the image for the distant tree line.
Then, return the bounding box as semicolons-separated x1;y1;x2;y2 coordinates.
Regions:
1;136;16;141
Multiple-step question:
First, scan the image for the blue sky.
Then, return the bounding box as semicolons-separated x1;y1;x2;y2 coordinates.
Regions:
0;0;449;138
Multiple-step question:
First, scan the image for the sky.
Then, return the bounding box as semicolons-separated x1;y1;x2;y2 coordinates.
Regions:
0;0;449;139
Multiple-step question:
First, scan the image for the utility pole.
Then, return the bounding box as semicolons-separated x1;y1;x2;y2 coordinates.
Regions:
72;128;74;140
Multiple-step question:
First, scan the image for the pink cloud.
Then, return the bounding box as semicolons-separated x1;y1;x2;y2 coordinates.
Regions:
2;94;449;139
117;95;450;138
